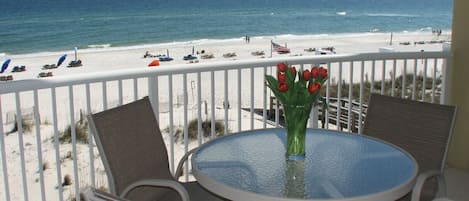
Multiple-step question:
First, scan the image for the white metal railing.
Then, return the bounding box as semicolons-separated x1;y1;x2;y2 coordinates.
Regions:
0;51;451;201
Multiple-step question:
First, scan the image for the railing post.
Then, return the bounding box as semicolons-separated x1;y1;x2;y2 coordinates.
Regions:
148;76;159;121
310;106;319;128
441;44;452;104
0;95;11;201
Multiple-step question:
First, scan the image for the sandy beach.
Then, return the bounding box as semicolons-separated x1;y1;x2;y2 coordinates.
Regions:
0;32;451;200
1;32;450;81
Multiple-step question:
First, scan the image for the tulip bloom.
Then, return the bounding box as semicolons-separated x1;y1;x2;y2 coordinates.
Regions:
318;67;328;78
279;82;289;92
277;63;288;72
291;66;297;77
277;72;286;82
308;82;321;94
311;66;320;78
303;69;311;81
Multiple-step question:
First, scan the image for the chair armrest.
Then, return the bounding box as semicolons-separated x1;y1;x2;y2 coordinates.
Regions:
82;187;131;201
432;198;454;201
174;147;198;180
120;179;190;201
411;170;447;201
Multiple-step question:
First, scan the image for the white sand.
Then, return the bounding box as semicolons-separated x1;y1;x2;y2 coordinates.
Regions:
2;32;449;81
0;32;451;200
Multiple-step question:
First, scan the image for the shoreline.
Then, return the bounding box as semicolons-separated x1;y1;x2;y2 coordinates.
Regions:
1;30;451;58
1;32;451;82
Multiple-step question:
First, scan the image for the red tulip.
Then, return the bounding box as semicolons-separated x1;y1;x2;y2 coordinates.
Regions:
318;67;328;78
311;66;320;78
308;82;321;94
277;72;286;82
291;66;297;77
278;82;289;92
277;63;288;72
303;69;311;81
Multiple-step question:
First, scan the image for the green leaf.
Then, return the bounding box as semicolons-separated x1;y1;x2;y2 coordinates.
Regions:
265;67;328;108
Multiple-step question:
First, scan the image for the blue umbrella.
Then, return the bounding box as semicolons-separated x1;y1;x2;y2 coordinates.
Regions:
57;54;67;67
1;59;11;73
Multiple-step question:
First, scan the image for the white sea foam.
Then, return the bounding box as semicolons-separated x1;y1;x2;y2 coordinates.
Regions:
87;44;111;48
336;11;347;16
365;13;419;17
419;27;433;32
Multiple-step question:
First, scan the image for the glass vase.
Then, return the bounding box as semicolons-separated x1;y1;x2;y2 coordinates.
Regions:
283;104;313;160
284;160;305;198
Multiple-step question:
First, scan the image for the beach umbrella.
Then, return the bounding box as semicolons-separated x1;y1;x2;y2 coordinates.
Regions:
148;60;160;67
74;47;78;61
57;54;67;67
1;59;11;73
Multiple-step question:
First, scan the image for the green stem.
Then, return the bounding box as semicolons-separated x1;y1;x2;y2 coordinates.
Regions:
284;104;313;159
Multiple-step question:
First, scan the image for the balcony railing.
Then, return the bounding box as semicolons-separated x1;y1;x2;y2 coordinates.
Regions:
0;51;451;201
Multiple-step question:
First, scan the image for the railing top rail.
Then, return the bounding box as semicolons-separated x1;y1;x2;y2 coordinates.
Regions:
0;51;450;94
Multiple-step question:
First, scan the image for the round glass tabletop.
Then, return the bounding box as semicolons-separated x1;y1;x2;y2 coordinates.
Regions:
192;128;418;201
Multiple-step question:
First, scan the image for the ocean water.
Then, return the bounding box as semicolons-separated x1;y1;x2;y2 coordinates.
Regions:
0;0;453;55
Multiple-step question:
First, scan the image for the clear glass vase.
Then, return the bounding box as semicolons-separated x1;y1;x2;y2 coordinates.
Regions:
284;160;305;198
283;104;313;160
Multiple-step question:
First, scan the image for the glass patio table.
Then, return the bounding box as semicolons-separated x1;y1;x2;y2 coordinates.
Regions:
191;128;418;201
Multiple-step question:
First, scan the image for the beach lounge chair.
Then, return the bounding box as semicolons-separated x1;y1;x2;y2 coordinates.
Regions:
0;75;13;81
87;97;227;201
363;94;456;201
250;51;265;56
144;51;163;58
222;52;236;58
11;65;26;72
38;72;53;78
68;60;83;67
43;64;58;69
12;66;20;72
201;53;215;59
183;54;197;60
303;48;316;52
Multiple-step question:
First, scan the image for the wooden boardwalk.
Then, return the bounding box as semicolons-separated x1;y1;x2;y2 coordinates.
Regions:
267;96;368;132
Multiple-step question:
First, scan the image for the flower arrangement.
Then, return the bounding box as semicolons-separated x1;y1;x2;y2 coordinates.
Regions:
265;62;328;160
265;62;328;107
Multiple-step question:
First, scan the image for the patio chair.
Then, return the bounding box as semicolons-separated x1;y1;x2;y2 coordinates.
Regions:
83;187;131;201
87;96;227;201
363;94;456;201
431;198;454;201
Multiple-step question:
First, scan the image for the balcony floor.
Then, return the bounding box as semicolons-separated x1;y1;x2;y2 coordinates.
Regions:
445;167;469;200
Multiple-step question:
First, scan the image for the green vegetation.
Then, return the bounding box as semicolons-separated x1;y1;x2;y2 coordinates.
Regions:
58;118;89;144
167;119;227;142
8;115;35;134
323;73;442;104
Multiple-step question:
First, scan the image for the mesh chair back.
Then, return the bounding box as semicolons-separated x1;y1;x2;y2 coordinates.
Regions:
88;97;174;199
363;94;456;173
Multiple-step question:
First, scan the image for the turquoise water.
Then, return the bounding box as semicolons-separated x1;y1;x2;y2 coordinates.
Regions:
0;0;453;55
